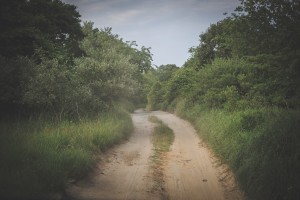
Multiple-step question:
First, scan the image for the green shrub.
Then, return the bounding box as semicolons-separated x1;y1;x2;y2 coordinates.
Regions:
0;108;133;199
147;82;166;111
176;99;300;200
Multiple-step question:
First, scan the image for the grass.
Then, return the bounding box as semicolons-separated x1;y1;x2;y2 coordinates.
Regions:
0;108;133;199
175;99;300;200
149;116;174;155
148;115;161;124
148;116;174;198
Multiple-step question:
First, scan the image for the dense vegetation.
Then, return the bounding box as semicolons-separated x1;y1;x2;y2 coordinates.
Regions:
146;0;300;199
0;109;133;198
1;0;299;199
0;0;151;198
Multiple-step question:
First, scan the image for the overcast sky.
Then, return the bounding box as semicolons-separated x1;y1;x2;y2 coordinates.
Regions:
62;0;240;67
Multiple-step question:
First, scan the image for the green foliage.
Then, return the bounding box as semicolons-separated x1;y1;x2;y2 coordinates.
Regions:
147;82;166;111
154;64;179;82
146;1;300;199
81;22;152;74
185;0;300;70
0;56;33;106
152;121;174;153
0;0;84;115
175;102;300;200
233;0;300;55
0;0;83;57
186;18;233;69
142;70;158;98
0;21;152;119
78;22;149;106
146;64;179;111
0;108;133;198
148;115;161;124
165;67;198;104
113;99;136;113
0;2;153;198
129;45;153;74
180;57;300;110
23;55;91;119
149;115;174;195
1;7;153;117
149;115;174;159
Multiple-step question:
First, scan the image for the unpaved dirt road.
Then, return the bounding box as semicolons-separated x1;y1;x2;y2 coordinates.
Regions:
67;109;243;200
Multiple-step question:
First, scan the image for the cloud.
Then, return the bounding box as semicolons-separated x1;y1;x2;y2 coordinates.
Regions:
61;0;240;66
63;0;238;28
107;9;143;25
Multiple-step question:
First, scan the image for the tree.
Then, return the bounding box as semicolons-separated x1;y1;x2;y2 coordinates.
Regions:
23;55;90;120
0;0;83;57
154;64;179;82
186;18;233;69
134;46;153;73
0;0;84;115
75;23;143;108
233;0;300;55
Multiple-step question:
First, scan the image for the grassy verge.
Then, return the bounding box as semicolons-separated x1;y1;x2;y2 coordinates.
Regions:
149;116;174;198
174;99;300;200
0;108;133;199
149;116;174;155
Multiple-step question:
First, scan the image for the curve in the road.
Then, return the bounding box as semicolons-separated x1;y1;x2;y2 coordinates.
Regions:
66;109;243;200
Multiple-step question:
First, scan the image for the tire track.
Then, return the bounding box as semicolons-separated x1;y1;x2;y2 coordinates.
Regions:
66;109;243;200
152;111;244;200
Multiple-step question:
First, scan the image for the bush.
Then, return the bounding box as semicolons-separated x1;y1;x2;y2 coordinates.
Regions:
176;58;300;111
0;108;133;199
146;82;166;111
175;99;300;200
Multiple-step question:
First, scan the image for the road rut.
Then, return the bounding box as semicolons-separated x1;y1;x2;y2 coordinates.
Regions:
152;111;243;200
67;109;243;200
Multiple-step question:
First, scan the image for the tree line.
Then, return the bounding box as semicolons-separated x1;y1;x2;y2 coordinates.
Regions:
148;0;300;111
0;1;151;198
1;0;299;199
0;0;152;120
146;0;300;199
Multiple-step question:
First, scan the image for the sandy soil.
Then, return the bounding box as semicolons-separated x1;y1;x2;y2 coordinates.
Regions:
66;109;243;200
152;111;244;200
67;109;160;200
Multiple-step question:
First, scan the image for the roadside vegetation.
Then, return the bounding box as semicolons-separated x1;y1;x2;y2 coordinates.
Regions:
1;0;299;199
149;116;174;198
146;1;300;199
0;108;132;198
0;1;151;198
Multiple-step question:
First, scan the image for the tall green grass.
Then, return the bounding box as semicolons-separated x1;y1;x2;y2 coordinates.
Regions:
175;99;300;200
0;108;133;199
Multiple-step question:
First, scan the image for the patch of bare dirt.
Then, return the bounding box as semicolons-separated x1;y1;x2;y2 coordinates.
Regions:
66;109;244;200
152;111;244;200
66;109;160;200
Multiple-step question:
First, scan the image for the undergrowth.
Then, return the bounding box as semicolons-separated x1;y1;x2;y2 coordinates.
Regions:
0;108;133;199
174;99;300;200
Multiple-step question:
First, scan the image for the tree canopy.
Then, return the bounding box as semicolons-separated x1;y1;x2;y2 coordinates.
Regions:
0;0;83;57
0;1;153;118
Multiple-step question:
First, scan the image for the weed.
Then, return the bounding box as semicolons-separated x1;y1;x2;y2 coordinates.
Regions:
148;115;161;124
149;116;174;199
0;108;133;199
175;99;300;200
